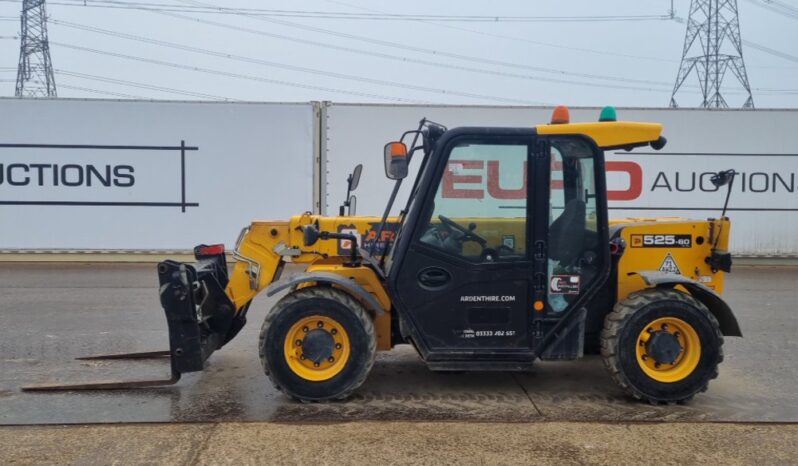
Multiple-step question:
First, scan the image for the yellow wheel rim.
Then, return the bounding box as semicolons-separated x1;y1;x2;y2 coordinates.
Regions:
284;315;350;382
635;317;701;383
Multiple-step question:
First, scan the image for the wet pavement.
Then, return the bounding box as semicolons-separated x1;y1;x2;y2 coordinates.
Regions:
1;263;796;425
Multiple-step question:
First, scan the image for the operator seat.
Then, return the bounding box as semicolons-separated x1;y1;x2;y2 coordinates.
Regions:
548;199;586;265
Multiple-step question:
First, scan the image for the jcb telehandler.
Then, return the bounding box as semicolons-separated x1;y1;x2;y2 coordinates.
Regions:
26;106;741;404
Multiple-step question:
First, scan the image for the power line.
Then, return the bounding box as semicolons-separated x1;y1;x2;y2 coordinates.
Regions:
744;40;798;63
50;41;444;104
57;2;795;97
741;0;798;20
163;1;685;90
44;0;672;22
57;82;145;98
48;22;554;104
174;0;679;67
323;0;678;64
56;69;236;100
768;0;798;15
50;17;682;94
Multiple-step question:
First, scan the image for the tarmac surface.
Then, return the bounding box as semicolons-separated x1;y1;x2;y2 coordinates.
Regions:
1;263;797;425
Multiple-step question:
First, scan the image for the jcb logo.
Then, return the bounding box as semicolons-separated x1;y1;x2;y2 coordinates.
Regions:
631;234;692;248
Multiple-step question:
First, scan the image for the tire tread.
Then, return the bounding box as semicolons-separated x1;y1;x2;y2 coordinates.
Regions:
258;286;377;401
600;288;724;404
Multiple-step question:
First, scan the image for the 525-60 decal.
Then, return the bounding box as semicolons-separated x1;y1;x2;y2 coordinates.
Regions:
630;234;692;248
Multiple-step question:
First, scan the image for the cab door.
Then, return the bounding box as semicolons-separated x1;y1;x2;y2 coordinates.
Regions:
536;135;611;358
389;129;542;360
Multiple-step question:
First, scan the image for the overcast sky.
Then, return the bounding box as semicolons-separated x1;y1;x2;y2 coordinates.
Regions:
0;0;796;108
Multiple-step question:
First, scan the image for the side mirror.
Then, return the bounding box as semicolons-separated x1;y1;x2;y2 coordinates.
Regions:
340;164;363;216
302;224;320;246
348;195;357;216
349;164;362;192
384;141;408;180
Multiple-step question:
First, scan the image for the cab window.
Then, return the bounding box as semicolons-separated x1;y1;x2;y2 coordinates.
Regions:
419;141;528;262
547;137;602;312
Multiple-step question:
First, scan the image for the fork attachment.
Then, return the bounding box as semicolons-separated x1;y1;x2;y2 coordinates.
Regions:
22;244;244;392
22;351;181;391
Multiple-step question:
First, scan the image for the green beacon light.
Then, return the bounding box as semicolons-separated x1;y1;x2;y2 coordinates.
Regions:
599;106;617;122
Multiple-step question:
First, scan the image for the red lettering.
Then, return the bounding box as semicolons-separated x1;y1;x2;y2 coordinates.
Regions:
487;160;527;199
442;160;484;198
606;161;642;201
551;158;563;189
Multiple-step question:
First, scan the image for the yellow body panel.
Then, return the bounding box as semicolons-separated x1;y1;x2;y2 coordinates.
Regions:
226;221;291;309
536;121;662;149
227;214;397;350
615;217;730;302
305;263;392;350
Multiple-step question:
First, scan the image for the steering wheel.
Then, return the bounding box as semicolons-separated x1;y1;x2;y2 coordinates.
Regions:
438;215;488;247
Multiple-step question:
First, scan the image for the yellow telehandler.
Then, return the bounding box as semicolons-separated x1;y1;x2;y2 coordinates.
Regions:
25;106;740;404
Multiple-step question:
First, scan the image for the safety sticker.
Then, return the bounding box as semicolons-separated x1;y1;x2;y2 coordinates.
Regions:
338;227;360;250
659;253;682;275
550;275;580;295
631;234;692;248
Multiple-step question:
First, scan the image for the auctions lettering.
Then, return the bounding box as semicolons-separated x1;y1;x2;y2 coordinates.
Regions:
0;163;135;188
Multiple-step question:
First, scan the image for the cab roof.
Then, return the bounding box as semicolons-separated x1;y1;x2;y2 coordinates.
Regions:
536;121;663;151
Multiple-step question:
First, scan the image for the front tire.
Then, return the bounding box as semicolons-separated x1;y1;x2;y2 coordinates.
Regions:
259;287;377;401
601;288;724;404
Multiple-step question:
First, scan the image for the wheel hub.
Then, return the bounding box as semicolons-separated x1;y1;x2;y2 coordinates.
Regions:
301;329;335;364
283;315;351;382
646;331;683;365
635;316;702;383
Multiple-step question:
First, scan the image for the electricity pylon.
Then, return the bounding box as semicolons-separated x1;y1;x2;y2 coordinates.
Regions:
15;0;57;97
670;0;753;108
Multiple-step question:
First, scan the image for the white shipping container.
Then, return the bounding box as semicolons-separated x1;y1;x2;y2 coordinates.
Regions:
0;99;317;250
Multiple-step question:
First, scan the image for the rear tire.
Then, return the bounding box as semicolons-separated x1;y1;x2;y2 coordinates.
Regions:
601;288;724;404
259;287;376;401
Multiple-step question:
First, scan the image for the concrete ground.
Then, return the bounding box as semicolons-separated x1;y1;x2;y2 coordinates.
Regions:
0;263;796;463
2;421;797;465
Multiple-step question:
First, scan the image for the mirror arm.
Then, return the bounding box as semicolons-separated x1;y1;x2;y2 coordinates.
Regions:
319;231;359;264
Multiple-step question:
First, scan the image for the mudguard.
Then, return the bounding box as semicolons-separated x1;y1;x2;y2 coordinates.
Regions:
633;270;742;337
265;271;385;315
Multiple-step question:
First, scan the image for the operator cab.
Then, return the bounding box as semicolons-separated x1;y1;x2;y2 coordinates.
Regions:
377;108;665;366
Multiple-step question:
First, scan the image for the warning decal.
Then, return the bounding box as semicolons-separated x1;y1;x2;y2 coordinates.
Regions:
659;253;681;275
550;275;581;295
